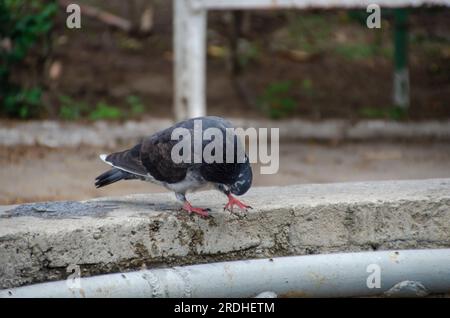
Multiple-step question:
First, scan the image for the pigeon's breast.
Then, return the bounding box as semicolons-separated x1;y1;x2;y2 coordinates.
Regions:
163;167;208;194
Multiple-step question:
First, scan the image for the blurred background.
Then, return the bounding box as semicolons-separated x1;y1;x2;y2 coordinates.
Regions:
1;0;449;205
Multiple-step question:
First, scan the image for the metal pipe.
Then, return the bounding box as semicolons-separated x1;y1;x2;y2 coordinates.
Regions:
1;249;450;298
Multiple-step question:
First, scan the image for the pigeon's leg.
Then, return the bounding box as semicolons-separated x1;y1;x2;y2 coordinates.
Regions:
183;202;210;217
176;193;210;217
224;193;252;213
216;185;252;213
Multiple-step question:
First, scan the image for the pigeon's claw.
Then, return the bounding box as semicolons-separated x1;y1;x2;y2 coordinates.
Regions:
182;202;210;217
224;194;252;213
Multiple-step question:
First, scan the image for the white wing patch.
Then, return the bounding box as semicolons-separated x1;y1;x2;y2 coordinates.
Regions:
99;154;109;163
98;153;150;179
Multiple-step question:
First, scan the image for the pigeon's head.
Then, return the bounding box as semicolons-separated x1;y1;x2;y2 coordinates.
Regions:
230;161;252;196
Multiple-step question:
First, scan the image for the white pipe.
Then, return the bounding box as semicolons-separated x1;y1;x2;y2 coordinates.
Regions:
1;249;450;298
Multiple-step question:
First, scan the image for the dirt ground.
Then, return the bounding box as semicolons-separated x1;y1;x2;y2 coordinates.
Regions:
1;141;449;205
26;4;449;121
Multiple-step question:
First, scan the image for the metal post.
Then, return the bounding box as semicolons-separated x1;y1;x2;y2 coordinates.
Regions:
173;0;207;121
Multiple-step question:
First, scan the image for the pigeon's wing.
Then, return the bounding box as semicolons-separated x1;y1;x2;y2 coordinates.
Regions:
100;143;148;177
199;116;234;130
140;128;192;184
103;116;237;184
139;116;235;184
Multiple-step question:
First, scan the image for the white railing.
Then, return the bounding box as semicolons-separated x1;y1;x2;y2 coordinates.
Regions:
173;0;450;120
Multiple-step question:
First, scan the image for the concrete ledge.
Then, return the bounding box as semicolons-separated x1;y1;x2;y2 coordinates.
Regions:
0;178;449;289
1;119;450;147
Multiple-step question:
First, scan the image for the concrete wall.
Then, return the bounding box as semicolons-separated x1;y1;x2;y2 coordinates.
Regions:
0;178;449;289
2;119;450;148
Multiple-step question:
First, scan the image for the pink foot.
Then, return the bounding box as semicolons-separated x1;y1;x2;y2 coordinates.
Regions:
182;202;210;217
224;194;252;213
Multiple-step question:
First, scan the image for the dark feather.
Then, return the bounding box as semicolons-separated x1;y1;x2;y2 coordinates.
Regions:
139;116;233;183
95;168;139;188
140;130;190;183
104;143;148;176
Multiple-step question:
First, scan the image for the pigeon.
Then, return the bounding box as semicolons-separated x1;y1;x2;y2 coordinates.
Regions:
95;116;252;217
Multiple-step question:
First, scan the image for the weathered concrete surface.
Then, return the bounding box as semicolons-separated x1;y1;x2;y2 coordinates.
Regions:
0;178;449;289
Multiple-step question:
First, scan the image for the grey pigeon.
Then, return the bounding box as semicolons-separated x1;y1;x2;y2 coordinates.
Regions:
95;116;252;217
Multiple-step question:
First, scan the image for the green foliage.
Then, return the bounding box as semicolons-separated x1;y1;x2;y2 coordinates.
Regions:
258;80;298;119
359;106;407;120
359;106;385;118
116;34;143;51
0;0;57;118
126;95;145;117
58;95;147;121
237;39;261;67
58;95;89;120
4;87;42;118
278;10;392;61
334;43;376;60
347;9;371;26
301;78;314;96
284;13;332;54
89;102;122;120
388;106;407;120
333;41;393;60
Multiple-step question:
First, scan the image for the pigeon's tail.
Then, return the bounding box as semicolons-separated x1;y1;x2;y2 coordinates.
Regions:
95;168;134;188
